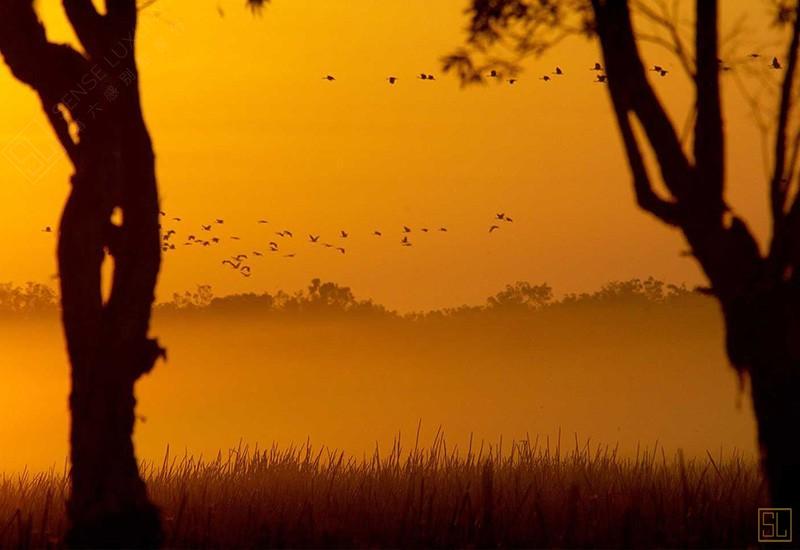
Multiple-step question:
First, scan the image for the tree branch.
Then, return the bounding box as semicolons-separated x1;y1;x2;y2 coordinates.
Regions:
768;1;800;271
770;1;800;222
63;0;106;56
592;0;692;202
693;0;724;216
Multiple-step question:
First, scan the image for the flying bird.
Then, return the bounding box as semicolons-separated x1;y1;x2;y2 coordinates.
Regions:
340;230;348;238
595;74;607;83
234;254;248;261
323;74;336;81
387;76;398;84
591;62;603;71
201;224;212;231
540;75;551;82
553;66;564;75
496;213;506;220
253;251;263;256
222;259;242;269
309;234;320;242
439;227;447;232
230;236;241;240
257;219;269;224
215;219;224;224
488;69;498;78
489;225;500;233
373;230;382;236
42;226;52;233
507;78;517;85
211;237;220;243
336;247;346;254
403;226;412;233
771;56;782;69
284;253;296;258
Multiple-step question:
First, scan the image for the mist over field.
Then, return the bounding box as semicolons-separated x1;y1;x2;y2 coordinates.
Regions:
0;278;756;472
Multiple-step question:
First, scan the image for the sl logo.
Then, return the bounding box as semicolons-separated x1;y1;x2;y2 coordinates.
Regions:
759;508;793;543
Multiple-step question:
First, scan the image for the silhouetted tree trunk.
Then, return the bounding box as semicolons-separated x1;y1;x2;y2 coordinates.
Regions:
0;1;163;546
591;0;800;508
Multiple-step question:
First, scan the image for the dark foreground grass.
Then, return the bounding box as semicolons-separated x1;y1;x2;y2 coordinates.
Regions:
0;433;764;548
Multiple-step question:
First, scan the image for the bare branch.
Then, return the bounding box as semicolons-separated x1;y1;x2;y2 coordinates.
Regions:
770;1;800;224
63;0;106;56
592;0;692;203
693;0;724;215
632;0;695;78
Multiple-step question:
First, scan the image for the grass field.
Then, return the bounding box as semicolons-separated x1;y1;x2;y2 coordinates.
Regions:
0;432;764;548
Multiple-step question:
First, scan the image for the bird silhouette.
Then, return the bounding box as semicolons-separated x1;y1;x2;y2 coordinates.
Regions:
427;74;435;80
595;74;607;83
42;226;52;233
507;78;517;84
284;253;296;258
439;227;447;232
373;230;382;236
340;230;348;238
188;235;196;241
323;75;336;81
257;219;269;224
309;234;320;242
591;62;603;71
201;224;212;231
421;228;429;232
403;226;412;233
241;265;252;277
211;237;220;243
253;251;263;256
540;75;551;82
401;235;410;244
215;219;224;224
230;236;241;240
488;69;498;78
496;213;506;220
749;53;760;59
489;225;500;232
336;247;346;254
553;66;564;75
772;56;782;69
222;259;241;269
505;216;514;222
234;254;248;261
387;76;398;84
173;217;182;222
418;73;429;80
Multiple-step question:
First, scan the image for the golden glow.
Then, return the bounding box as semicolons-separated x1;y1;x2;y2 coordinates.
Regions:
0;1;781;470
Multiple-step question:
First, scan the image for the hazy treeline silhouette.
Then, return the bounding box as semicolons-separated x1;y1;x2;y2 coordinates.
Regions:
0;277;706;322
156;277;699;320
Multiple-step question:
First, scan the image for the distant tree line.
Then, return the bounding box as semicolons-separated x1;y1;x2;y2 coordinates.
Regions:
0;277;703;319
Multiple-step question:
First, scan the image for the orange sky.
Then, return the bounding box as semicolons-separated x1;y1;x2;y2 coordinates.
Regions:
0;0;785;311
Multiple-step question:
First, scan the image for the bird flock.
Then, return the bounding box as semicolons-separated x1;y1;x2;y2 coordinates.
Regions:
37;52;786;279
321;52;784;87
40;211;517;279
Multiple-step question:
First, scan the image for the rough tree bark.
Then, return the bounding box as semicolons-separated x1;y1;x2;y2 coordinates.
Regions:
591;0;800;508
0;1;164;546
